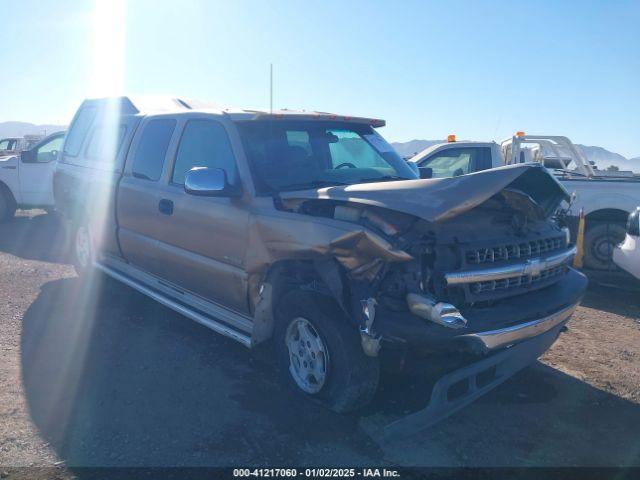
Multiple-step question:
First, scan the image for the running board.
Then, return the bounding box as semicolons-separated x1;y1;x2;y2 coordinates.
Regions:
94;262;253;348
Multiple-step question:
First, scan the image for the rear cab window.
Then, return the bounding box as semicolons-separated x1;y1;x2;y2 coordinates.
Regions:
131;119;177;181
62;102;135;170
63;107;97;158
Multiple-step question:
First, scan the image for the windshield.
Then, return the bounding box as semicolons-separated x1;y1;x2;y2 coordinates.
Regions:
237;121;417;194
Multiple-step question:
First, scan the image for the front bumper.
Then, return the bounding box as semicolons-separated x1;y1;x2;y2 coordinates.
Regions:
459;302;576;351
384;321;566;438
375;268;587;354
374;268;586;436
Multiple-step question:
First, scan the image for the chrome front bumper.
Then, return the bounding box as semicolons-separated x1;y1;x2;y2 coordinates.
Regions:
444;246;577;286
384;319;568;438
461;301;578;351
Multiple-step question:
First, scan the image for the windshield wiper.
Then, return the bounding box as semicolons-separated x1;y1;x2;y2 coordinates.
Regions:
278;180;351;192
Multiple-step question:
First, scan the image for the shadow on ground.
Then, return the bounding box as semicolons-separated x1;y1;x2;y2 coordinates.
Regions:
20;275;383;467
21;275;640;469
580;275;640;318
0;212;70;264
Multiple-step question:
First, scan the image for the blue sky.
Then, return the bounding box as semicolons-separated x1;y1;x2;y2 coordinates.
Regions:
1;0;639;157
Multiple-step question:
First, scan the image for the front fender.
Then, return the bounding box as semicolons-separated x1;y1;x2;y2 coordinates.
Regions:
565;186;638;217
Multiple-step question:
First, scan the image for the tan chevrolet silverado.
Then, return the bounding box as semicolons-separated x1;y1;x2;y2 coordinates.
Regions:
53;96;587;434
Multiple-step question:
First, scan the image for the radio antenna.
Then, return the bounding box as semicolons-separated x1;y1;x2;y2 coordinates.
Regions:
270;63;273;114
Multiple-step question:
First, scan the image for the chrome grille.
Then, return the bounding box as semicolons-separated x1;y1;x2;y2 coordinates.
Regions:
470;265;566;294
465;236;565;265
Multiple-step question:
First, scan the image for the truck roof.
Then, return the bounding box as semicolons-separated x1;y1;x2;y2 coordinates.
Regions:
81;96;385;127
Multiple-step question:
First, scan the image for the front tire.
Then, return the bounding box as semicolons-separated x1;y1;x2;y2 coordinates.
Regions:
275;290;379;413
583;222;626;270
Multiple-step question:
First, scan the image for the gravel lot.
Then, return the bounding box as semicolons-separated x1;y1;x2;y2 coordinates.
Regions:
1;211;639;472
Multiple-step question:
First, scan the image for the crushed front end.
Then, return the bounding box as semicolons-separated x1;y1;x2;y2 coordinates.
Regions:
274;164;588;434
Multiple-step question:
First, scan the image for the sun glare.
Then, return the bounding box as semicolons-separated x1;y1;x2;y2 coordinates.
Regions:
89;0;126;97
38;0;130;439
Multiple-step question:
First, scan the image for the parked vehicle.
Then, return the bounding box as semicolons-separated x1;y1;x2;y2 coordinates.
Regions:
54;97;587;432
0;135;44;156
410;134;640;270
0;131;65;221
613;208;640;280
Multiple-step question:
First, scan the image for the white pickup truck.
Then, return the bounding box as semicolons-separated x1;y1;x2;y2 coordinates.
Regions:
0;131;65;221
410;134;640;270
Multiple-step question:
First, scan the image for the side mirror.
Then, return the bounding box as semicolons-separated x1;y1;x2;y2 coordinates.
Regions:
184;167;241;197
418;167;433;179
20;149;37;163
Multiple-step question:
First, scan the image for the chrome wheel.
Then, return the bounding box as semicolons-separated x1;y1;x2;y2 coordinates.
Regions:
592;236;616;263
285;317;329;394
75;225;92;268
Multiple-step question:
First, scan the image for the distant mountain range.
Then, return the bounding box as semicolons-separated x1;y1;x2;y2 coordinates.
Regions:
576;145;640;172
0;121;66;139
392;139;640;173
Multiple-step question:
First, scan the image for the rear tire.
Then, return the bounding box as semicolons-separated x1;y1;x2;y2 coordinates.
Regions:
583;222;627;270
275;289;379;413
72;222;94;276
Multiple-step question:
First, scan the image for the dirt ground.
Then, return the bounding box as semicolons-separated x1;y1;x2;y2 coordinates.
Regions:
1;211;639;472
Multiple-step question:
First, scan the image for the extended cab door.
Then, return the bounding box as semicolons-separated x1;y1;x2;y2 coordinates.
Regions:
151;116;250;314
117;117;178;275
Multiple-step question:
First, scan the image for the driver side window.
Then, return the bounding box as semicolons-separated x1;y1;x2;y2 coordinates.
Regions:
35;136;64;163
421;147;491;178
172;120;238;186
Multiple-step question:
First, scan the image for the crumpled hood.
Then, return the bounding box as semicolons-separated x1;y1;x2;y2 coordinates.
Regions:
279;164;569;223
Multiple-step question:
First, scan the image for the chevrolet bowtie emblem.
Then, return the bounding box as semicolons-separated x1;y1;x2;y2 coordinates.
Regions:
523;258;544;277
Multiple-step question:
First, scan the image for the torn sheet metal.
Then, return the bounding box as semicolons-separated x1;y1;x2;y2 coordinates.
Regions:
245;214;412;276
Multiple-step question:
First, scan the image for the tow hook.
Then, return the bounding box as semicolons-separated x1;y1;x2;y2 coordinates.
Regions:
360;298;381;357
406;293;467;329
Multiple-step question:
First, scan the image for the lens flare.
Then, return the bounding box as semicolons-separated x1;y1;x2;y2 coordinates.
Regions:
89;0;126;98
29;0;129;444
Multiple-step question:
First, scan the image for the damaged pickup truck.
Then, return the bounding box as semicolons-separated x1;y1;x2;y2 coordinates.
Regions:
54;96;587;431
